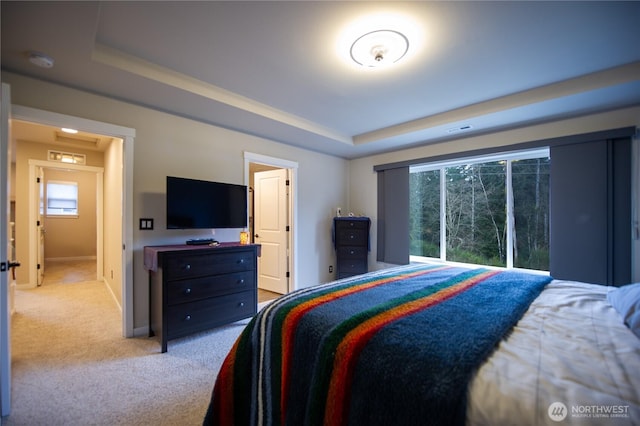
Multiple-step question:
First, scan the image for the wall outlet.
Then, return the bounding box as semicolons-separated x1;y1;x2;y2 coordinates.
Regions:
336;207;342;217
329;265;333;273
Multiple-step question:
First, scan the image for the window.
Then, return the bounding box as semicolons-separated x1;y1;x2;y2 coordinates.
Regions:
409;149;550;271
46;181;78;216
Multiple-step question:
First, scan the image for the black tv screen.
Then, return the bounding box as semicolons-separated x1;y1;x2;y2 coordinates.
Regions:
166;176;247;229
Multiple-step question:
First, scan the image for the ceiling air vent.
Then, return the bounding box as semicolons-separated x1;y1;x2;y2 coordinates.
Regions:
54;131;100;146
446;125;473;134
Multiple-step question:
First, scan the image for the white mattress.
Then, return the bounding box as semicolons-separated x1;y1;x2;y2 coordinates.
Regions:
468;280;640;425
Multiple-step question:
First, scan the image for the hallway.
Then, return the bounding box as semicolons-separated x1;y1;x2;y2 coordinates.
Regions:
42;259;97;285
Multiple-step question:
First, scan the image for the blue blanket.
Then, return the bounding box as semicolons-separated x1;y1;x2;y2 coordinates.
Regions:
204;264;552;425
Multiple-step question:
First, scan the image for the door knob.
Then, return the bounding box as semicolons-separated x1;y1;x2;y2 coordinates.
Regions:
8;261;20;280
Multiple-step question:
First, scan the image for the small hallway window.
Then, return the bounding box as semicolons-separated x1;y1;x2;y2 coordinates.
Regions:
46;181;78;216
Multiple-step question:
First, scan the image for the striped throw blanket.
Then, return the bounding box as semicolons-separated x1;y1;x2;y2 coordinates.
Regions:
204;264;552;426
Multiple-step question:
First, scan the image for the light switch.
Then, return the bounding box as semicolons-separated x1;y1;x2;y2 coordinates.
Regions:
139;218;154;230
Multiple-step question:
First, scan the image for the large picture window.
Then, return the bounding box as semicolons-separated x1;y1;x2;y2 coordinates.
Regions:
409;149;550;271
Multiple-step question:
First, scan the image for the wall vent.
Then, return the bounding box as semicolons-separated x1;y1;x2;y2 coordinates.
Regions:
54;131;100;146
446;124;473;134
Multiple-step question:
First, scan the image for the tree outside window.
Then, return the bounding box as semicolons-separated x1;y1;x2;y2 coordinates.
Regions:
409;151;550;271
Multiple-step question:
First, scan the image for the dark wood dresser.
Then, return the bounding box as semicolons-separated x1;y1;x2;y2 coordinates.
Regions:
334;217;370;279
144;243;260;352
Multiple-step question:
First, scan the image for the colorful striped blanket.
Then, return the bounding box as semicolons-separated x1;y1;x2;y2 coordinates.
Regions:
204;264;552;426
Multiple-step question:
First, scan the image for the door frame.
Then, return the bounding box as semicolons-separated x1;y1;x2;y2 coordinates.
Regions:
12;105;135;338
254;168;289;294
244;152;298;292
1;82;13;416
27;160;104;286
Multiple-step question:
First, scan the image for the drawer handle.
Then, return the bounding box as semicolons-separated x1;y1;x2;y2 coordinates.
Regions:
238;302;245;307
237;279;245;284
185;315;191;321
350;250;355;255
349;235;355;239
184;288;192;295
237;259;245;264
184;264;191;271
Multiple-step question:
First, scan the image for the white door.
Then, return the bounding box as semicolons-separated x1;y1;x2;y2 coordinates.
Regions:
37;167;45;286
1;82;14;416
254;169;289;294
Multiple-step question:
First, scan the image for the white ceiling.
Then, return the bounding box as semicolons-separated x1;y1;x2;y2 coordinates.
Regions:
2;1;640;159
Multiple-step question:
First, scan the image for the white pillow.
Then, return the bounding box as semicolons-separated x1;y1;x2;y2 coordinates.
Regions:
607;283;640;339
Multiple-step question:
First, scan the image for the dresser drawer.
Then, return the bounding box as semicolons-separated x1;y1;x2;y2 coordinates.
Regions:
336;219;369;230
338;261;367;276
163;250;255;280
337;246;368;259
166;270;255;305
336;228;367;246
166;290;256;339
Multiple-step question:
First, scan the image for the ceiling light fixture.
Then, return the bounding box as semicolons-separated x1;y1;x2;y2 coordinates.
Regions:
28;51;55;69
61;128;78;134
350;29;409;67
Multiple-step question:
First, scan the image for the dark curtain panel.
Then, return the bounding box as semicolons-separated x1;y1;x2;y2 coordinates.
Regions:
377;167;409;264
550;137;632;286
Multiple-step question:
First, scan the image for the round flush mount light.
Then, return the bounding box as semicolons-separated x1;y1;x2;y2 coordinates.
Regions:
350;29;409;67
28;51;55;69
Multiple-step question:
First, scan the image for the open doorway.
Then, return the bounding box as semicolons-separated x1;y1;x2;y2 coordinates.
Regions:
29;163;103;288
10;106;135;337
245;152;298;298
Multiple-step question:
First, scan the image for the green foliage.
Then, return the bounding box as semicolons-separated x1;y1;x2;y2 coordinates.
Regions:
410;156;550;271
410;239;439;258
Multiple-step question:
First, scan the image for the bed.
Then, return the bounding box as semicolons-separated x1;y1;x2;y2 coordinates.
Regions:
203;263;640;425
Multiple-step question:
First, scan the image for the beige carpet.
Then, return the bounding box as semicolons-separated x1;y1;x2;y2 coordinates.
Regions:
3;280;258;426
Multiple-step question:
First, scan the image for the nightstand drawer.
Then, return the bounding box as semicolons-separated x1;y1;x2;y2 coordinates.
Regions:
166;270;255;305
163;250;255;280
166;290;255;339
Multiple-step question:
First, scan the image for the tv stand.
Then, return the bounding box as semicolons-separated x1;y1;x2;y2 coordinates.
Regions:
145;243;260;352
186;238;218;246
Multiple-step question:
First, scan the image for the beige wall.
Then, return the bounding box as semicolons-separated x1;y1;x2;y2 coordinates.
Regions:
103;138;124;305
14;139;104;284
43;168;97;259
348;106;640;279
3;72;349;331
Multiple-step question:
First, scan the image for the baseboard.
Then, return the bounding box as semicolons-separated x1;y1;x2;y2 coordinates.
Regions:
44;256;97;262
133;326;150;337
15;282;37;290
101;278;122;313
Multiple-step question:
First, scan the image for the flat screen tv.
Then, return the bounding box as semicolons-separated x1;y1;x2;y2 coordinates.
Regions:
166;176;247;229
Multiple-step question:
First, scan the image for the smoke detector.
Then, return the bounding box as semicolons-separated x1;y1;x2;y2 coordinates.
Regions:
28;51;55;69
